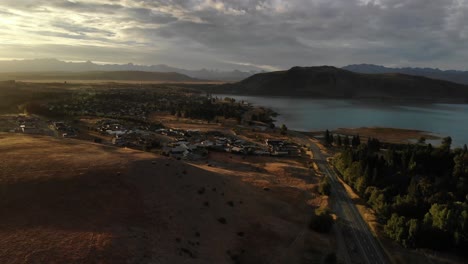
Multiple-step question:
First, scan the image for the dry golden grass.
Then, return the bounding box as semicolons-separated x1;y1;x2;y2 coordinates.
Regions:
0;133;332;263
335;127;440;144
149;112;235;133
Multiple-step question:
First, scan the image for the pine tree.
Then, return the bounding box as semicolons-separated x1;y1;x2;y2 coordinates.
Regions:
325;130;332;145
280;124;288;135
343;136;350;147
336;135;342;147
351;135;357;148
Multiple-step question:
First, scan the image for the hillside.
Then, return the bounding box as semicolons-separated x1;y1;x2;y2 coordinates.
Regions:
217;66;468;102
0;71;201;82
0;133;329;263
343;64;468;85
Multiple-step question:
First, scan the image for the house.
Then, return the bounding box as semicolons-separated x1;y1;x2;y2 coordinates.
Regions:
170;145;189;158
272;151;289;156
254;150;270;156
265;139;284;147
230;146;246;154
21;125;40;134
278;144;301;155
215;137;228;146
53;122;66;131
199;140;214;147
106;129;127;136
112;136;127;146
62;130;77;138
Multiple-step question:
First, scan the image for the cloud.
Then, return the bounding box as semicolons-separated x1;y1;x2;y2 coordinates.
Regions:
222;60;281;71
0;0;467;70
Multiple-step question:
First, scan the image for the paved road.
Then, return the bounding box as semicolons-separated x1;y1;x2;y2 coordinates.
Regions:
309;142;389;264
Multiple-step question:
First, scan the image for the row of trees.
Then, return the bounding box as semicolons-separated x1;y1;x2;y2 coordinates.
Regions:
333;137;468;252
324;130;363;148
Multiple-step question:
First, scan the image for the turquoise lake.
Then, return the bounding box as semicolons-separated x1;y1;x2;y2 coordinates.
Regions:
215;94;468;147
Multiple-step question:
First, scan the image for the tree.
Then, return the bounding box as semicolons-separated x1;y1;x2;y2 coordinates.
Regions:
324;129;334;145
336;135;342;147
406;219;419;248
368;137;381;152
280;124;288;135
324;252;337;264
418;136;426;144
442;136;452;151
309;209;334;233
343;136;350;147
354;176;368;196
385;214;408;245
319;177;332;195
334;137;468;251
351;135;361;147
367;188;389;218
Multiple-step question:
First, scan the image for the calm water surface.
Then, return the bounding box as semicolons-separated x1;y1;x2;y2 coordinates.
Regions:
215;94;468;146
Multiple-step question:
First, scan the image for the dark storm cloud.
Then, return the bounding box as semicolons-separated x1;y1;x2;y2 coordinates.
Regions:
0;0;467;70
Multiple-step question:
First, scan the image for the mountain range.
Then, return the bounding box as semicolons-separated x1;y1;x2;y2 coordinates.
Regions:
0;59;256;81
215;66;468;103
2;59;468;85
342;64;468;85
0;71;200;82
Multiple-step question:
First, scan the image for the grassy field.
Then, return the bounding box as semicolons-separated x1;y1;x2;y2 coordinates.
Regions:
0;133;332;263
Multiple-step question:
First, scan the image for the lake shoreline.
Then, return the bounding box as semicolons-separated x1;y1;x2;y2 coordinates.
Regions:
214;93;468;105
216;94;467;145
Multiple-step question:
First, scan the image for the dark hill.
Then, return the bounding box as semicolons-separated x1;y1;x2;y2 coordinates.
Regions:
217;66;468;102
0;71;201;82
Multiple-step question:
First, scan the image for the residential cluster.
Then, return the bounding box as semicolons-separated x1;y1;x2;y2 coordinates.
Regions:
5;115;50;135
265;139;302;156
51;122;77;138
158;129;302;159
16;115;41;134
46;88;212;122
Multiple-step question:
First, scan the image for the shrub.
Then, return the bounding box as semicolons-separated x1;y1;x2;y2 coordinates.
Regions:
319;177;331;195
309;209;334;233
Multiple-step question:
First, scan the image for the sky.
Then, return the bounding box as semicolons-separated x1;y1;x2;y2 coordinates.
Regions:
0;0;467;71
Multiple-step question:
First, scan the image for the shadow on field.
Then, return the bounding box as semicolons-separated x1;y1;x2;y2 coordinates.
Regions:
0;167;147;232
0;147;319;263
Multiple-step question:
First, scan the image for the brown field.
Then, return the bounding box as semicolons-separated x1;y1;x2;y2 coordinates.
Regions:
149;112;237;134
192;152;325;209
236;128;289;144
0;133;331;263
334;127;441;144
